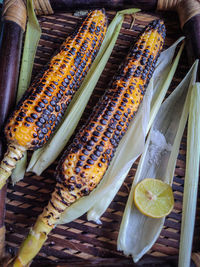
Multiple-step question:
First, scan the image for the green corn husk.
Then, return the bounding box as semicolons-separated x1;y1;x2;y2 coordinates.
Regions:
56;37;184;225
178;82;200;267
11;0;41;184
117;60;198;263
27;8;140;175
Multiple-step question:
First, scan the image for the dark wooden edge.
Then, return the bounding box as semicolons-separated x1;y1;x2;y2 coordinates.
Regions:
183;14;200;81
0;20;24;255
49;0;157;11
30;254;197;267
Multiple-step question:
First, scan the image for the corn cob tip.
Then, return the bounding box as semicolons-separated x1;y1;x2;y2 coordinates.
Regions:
0;144;25;190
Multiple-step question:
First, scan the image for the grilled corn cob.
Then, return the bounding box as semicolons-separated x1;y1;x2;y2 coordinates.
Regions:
0;10;107;189
12;19;166;267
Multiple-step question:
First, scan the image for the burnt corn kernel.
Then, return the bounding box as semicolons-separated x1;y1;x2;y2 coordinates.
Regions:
4;10;107;150
41;19;165;227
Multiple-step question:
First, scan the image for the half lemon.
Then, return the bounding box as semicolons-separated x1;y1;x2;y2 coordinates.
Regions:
133;178;174;218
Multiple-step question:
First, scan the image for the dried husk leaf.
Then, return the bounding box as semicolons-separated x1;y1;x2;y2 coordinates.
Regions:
117;60;198;263
87;39;184;222
178;81;200;267
57;38;184;225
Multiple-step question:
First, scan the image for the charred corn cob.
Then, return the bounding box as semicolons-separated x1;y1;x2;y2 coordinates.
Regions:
0;10;107;189
12;19;166;267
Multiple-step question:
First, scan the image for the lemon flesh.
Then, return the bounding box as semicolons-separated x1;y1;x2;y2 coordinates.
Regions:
133;178;174;218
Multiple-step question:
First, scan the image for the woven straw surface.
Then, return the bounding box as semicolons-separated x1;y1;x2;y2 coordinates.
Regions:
4;10;200;266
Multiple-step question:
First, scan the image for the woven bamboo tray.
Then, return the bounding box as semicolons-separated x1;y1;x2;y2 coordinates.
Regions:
4;10;200;266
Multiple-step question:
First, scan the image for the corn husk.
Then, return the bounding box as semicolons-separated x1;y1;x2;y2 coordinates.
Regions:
87;38;184;222
11;0;41;184
27;8;140;175
117;60;198;263
57;38;184;225
178;82;200;267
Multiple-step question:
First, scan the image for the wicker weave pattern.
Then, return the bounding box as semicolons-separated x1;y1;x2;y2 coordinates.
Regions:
5;11;200;265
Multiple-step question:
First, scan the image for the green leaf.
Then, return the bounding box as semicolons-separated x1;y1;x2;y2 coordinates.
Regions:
178;81;200;267
11;0;41;184
27;8;140;175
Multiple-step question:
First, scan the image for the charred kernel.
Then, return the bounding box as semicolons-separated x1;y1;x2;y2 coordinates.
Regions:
101;158;106;163
42;99;48;104
68;185;75;191
59;86;65;91
116;110;122;115
19;112;26;117
38;133;44;139
90;154;98;161
96;145;103;152
119;121;124;126
81;136;87;142
110;138;116;145
77;143;83;149
26;117;34;123
84;165;91;169
86;145;92;151
79;155;86;161
91;136;98;142
35;106;42;112
102;136;108;141
39;102;45;108
69;176;75;181
50;100;56;106
124;93;129;98
76;184;82;189
47;105;54;112
41;128;48;135
24;122;30;127
100;119;107;125
100;141;104;146
81;188;89;195
107;128;113;133
104;132;111;138
87;159;94;165
103;115;109;120
84;132;89;137
44;90;52;97
75;167;80;173
114;114;120;120
93;131;100;136
77;161;83;166
98;163;102;167
64;78;69;84
61;103;66;110
36;121;42;127
47;87;54;92
55;105;60;112
108;106;114;111
83;149;89;155
96;125;103;132
94;150;101;157
67;75;71;80
87;140;94;146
